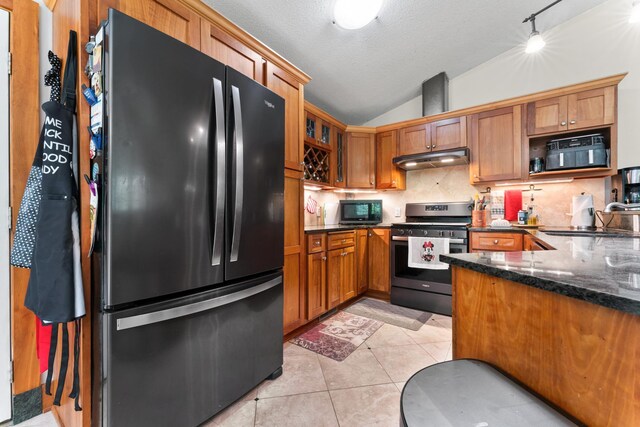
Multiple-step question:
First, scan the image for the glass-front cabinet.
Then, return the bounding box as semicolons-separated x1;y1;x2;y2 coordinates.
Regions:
331;126;346;188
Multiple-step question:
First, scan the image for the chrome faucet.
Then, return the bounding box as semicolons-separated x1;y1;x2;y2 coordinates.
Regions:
603;202;640;213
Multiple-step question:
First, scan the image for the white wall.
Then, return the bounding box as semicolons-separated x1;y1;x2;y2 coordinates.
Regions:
363;0;640;169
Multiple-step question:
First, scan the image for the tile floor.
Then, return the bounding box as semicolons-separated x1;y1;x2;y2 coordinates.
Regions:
204;312;453;427
9;312;452;427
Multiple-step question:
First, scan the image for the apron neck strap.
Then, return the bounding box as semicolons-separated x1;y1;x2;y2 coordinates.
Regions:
61;30;78;111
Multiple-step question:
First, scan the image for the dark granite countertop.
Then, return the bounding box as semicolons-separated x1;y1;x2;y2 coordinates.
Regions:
304;224;393;233
441;229;640;315
468;227;529;233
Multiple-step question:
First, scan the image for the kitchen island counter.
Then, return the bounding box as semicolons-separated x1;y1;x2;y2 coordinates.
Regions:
442;229;640;315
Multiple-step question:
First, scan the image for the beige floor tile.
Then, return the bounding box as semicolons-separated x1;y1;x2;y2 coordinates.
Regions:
403;322;452;344
330;383;400;427
318;348;392;390
203;399;256;427
257;353;327;398
283;341;317;357
364;323;415;348
12;413;57;427
255;392;338;427
420;341;452;363
395;382;406;393
430;314;452;329
371;344;437;382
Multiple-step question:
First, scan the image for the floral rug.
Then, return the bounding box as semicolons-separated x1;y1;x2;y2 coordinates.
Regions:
290;311;383;361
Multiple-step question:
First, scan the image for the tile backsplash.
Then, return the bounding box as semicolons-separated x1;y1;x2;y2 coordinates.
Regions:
304;165;608;227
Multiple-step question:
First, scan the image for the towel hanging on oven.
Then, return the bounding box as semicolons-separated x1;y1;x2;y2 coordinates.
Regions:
408;236;450;270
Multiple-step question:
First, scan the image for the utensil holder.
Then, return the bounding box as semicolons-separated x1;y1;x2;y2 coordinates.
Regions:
472;210;487;228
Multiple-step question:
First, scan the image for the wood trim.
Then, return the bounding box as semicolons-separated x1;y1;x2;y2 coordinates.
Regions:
304;101;347;129
0;0;12;11
178;0;310;84
9;0;40;397
375;73;627;133
345;125;376;134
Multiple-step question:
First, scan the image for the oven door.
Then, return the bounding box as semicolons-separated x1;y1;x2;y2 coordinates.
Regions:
390;235;467;295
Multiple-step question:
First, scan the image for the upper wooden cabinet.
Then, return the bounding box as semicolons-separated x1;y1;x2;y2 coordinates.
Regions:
527;86;615;135
469;105;524;183
376;130;406;190
398;123;429;156
200;21;264;83
346;132;375;188
99;0;201;48
305;111;331;146
398;117;466;156
266;63;304;171
430;117;467;151
331;126;346;188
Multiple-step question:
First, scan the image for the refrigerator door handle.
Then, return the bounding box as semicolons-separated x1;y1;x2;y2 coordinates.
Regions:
116;276;282;331
211;77;226;267
230;85;244;263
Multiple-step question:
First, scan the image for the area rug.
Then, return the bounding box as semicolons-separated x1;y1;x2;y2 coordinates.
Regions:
344;298;432;331
290;311;383;361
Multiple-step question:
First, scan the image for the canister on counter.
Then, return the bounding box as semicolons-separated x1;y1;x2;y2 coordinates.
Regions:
517;209;529;225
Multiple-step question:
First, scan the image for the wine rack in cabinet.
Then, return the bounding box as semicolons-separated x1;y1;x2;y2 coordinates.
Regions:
303;144;331;184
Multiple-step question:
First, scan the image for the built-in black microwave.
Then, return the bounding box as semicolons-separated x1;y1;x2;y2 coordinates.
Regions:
339;200;383;224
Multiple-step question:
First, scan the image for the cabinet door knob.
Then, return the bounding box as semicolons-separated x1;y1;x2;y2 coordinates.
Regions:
300;161;305;165
427;145;432;149
561;121;567;126
322;256;327;261
432;144;436;149
570;120;576;124
494;240;499;244
392;180;396;185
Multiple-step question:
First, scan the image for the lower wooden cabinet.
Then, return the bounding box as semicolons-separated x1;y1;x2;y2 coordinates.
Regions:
368;229;390;293
327;246;356;308
356;229;369;294
307;251;327;319
283;169;305;334
523;234;554;251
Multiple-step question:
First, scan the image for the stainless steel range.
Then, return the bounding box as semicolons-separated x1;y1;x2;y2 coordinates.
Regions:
391;201;473;316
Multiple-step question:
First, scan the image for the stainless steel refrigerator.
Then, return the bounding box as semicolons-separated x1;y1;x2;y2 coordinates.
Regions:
92;10;285;427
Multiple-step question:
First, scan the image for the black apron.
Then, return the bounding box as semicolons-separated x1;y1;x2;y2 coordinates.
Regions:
12;31;84;411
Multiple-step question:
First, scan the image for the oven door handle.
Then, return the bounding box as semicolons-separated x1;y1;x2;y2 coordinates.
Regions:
392;236;465;244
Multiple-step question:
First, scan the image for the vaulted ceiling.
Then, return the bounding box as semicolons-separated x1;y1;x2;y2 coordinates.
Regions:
203;0;608;124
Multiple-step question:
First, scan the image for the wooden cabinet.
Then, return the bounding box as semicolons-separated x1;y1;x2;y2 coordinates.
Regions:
99;0;201;48
356;230;369;295
376;130;406;190
328;231;355;250
326;246;355;304
346;132;375;188
398;117;467;156
305;110;332;146
430;116;467;151
266;62;305;172
470;232;523;252
307;251;327;319
200;21;264;83
523;234;554;251
469;105;524;183
368;228;390;294
283;169;305;334
331;126;346;188
527;87;615;135
398;123;429;156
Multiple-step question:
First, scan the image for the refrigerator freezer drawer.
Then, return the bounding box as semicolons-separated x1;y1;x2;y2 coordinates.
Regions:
101;273;283;427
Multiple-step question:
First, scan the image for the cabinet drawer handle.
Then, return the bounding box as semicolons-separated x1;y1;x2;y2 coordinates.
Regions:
570;120;576;124
493;240;499;244
314;241;321;246
561;121;567;126
342;239;347;243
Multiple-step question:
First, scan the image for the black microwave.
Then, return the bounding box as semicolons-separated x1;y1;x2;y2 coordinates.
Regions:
339;200;383;224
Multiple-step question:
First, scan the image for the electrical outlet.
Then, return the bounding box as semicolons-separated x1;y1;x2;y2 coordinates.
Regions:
394;207;401;217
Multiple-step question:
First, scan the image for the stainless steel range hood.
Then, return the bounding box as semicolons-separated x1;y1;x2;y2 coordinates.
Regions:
393;148;469;170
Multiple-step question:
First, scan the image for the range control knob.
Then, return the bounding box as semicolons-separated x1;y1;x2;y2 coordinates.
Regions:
423;230;428;236
398;229;405;235
449;231;454;237
407;230;413;236
438;231;444;237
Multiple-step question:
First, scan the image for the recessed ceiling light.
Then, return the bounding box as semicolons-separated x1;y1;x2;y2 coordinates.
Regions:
333;0;383;30
405;162;418;167
631;1;640;23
